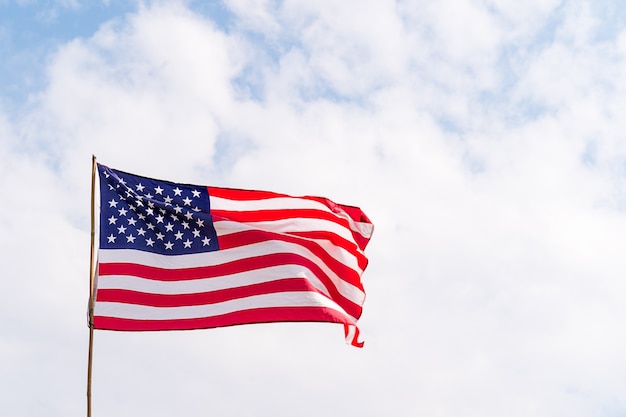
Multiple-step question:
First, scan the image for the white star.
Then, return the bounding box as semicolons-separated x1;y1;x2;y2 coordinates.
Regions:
107;234;116;243
174;205;183;214
165;223;174;232
202;237;211;246
156;232;165;240
117;225;127;234
137;213;146;220
135;199;144;207
196;218;205;227
125;189;134;198
147;200;155;208
181;221;190;230
155;214;164;224
108;199;118;208
145;238;155;247
183;239;193;248
164;241;174;250
118;178;127;186
159;208;167;215
108;184;115;191
108;215;117;225
104;171;110;178
136;183;145;192
192;189;201;198
174;231;184;240
170;213;179;221
147;223;155;230
126;234;136;243
154;186;164;195
118;207;128;216
146;208;154;216
192;229;200;238
163;195;173;205
182;196;192;206
193;206;201;212
173;187;183;196
144;192;154;199
137;228;146;236
128;218;137;226
184;211;193;220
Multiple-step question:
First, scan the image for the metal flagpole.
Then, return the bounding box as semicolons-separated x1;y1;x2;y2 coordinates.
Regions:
87;155;97;417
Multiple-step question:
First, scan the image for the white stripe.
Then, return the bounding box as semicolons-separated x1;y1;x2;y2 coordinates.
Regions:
351;220;374;240
98;244;365;305
97;264;330;297
94;291;355;322
211;195;331;212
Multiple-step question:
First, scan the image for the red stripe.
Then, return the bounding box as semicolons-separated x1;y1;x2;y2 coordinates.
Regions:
97;277;322;307
344;324;364;348
208;186;286;200
93;306;353;331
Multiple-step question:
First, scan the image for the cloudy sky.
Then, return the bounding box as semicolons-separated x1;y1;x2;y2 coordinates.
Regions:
2;0;626;415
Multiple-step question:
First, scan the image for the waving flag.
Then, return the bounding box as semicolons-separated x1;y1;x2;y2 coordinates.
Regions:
93;163;374;347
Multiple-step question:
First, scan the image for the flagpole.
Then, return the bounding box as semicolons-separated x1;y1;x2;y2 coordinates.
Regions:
87;155;97;417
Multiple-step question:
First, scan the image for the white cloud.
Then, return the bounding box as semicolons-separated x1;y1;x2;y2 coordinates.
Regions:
225;0;281;34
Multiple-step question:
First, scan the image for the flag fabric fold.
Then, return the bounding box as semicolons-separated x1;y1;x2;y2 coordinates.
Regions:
93;163;373;347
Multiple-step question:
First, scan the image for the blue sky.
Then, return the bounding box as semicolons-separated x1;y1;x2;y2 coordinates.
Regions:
1;2;127;103
3;1;626;416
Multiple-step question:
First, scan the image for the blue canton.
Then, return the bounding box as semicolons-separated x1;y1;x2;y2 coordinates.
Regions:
98;164;219;255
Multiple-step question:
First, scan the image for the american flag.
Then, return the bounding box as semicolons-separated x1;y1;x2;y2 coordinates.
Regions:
93;163;373;347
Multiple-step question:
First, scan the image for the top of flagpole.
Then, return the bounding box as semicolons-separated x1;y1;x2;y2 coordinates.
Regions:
88;155;97;326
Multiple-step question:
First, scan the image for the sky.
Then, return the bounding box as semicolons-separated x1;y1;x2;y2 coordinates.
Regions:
2;0;626;415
